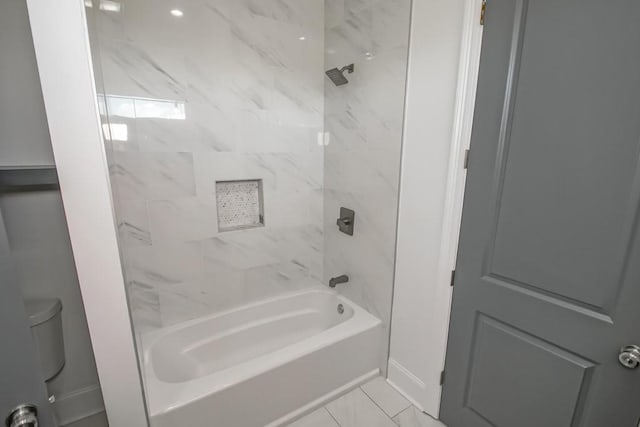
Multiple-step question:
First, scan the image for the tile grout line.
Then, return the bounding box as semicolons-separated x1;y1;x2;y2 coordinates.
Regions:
323;405;342;427
358;384;404;423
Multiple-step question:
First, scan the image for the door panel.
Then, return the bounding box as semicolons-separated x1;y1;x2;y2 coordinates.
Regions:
441;0;640;426
490;0;640;311
466;315;594;427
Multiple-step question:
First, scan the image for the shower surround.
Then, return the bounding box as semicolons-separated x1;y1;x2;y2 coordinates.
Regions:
88;0;410;379
323;0;411;370
89;0;326;331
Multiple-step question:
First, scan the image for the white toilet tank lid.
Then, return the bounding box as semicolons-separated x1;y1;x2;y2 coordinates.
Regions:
25;298;62;326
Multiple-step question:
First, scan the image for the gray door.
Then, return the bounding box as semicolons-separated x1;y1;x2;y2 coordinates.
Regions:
440;0;640;426
0;210;54;426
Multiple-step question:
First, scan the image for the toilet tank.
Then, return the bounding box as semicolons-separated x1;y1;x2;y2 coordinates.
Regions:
25;298;65;381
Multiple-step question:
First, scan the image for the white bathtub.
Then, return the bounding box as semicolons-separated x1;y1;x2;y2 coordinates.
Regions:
142;287;382;427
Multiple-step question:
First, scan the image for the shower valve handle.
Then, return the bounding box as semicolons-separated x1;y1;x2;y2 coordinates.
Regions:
336;207;355;236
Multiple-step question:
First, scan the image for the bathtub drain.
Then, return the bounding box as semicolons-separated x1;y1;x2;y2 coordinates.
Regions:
337;304;344;314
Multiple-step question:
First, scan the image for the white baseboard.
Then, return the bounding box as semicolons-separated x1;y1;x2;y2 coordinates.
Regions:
53;384;105;426
387;358;442;418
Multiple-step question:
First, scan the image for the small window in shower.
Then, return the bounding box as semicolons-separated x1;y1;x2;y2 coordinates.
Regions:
215;179;264;232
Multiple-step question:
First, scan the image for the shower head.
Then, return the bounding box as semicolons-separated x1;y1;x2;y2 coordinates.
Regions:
325;64;355;86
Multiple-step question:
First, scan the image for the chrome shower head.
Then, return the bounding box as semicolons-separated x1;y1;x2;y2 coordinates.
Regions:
325;64;355;86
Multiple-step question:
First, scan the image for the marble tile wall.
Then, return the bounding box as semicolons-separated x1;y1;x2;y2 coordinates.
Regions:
322;0;412;371
87;0;325;332
87;0;411;378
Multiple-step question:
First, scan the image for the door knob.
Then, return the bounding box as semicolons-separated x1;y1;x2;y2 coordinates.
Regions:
5;404;38;427
618;345;640;369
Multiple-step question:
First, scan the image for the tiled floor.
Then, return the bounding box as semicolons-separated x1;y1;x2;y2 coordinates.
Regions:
62;411;109;427
286;377;446;427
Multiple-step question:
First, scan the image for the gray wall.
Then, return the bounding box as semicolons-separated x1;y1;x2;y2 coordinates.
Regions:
0;1;105;425
0;0;54;166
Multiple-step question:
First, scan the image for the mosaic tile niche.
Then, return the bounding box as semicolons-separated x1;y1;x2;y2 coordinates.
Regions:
216;180;264;232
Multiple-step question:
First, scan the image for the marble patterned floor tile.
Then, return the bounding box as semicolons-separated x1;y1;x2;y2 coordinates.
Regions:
361;377;411;418
287;408;339;427
392;407;447;427
61;411;109;427
325;388;396;427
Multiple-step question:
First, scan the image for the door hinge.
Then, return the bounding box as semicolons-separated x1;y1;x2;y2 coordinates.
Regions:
464;149;470;169
440;370;446;385
450;270;456;287
480;0;487;25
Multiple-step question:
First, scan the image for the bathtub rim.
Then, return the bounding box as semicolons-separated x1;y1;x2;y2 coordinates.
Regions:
141;287;382;416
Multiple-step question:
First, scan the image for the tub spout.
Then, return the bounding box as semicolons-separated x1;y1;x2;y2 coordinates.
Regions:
329;275;349;288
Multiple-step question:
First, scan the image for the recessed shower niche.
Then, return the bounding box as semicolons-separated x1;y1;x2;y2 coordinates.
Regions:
215;179;264;232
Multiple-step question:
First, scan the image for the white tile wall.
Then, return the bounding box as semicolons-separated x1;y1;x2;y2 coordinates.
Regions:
89;0;325;331
323;0;411;374
91;0;411;383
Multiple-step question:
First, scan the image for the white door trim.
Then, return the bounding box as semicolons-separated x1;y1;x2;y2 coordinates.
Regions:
431;0;485;415
387;0;485;417
25;1;148;426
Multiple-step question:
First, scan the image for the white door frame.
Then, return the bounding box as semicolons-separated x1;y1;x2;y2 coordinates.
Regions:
388;0;484;417
430;0;484;412
25;1;148;426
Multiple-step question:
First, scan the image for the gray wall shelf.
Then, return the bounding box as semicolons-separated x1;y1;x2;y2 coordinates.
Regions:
0;166;59;191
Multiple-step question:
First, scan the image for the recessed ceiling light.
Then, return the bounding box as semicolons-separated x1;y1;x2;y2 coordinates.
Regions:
298;36;306;41
170;9;184;17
